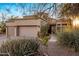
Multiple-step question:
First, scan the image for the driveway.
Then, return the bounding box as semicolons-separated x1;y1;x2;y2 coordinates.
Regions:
47;34;79;56
0;34;7;39
0;34;7;45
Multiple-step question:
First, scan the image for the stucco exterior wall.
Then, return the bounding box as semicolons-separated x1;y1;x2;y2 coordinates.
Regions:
6;19;41;26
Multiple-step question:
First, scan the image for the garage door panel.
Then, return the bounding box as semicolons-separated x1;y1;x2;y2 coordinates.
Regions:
19;27;38;38
7;27;15;37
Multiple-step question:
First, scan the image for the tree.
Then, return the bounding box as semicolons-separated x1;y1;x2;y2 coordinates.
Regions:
16;3;58;22
0;21;6;33
60;3;79;19
59;3;79;30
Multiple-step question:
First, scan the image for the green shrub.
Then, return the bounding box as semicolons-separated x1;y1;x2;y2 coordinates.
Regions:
0;39;40;56
41;36;49;46
40;25;49;37
57;29;79;52
0;21;6;34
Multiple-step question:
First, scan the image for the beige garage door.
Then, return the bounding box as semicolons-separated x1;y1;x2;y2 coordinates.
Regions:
7;27;15;37
19;27;39;38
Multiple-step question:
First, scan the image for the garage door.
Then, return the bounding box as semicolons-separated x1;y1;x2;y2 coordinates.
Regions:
7;27;15;37
19;27;39;38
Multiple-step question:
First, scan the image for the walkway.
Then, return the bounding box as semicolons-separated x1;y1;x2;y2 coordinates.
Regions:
47;34;79;56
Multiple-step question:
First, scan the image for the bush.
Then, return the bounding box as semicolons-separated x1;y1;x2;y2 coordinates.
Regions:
38;25;49;46
57;29;79;52
40;36;49;46
0;39;40;56
40;25;49;37
0;21;6;34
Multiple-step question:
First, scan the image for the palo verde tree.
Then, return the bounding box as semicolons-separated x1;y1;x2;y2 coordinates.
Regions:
60;3;79;19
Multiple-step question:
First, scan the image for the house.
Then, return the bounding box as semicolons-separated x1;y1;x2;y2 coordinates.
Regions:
6;15;41;39
6;12;51;39
6;12;70;39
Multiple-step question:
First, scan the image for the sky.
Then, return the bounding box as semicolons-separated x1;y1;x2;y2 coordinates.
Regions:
0;3;33;16
0;3;57;21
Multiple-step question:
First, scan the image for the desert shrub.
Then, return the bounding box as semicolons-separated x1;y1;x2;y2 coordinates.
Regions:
40;36;49;46
0;39;40;56
38;24;50;46
57;29;79;52
0;21;6;34
40;25;49;37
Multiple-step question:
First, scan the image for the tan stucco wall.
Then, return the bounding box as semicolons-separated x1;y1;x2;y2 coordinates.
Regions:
6;19;41;27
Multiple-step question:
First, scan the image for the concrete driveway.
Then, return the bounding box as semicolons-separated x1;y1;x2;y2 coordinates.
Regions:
0;34;7;45
0;34;7;39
